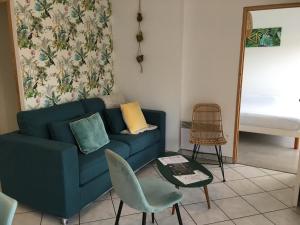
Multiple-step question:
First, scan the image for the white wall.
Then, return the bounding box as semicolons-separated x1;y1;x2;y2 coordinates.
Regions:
242;8;300;104
111;0;183;151
0;3;19;134
112;0;300;156
181;0;300;157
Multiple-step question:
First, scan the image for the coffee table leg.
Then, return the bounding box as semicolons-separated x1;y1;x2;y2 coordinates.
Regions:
172;205;175;215
172;186;180;215
204;186;211;209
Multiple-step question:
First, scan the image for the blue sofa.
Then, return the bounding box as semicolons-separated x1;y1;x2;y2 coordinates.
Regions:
0;98;166;220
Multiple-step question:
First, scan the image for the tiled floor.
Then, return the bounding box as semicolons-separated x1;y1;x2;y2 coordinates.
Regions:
11;163;300;225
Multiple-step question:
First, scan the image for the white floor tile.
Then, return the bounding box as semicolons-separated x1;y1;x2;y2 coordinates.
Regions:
81;214;153;225
209;221;235;225
242;192;287;213
80;218;115;225
207;183;238;200
226;164;247;168
259;168;283;175
270;188;294;207
184;202;229;225
212;175;222;184
13;212;42;225
233;214;273;225
214;197;259;219
180;187;207;205
112;198;139;216
155;206;196;225
80;200;115;223
225;179;263;196
272;173;297;187
250;176;287;191
210;168;244;181
16;204;35;214
95;192;111;201
233;166;267;178
137;165;161;178
264;209;300;225
41;214;79;225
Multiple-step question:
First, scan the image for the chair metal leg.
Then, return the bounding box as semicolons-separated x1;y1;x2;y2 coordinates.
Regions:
215;145;221;167
195;144;201;160
192;144;197;159
151;213;155;223
174;203;183;225
142;212;147;225
115;200;123;225
61;218;68;225
172;185;179;215
218;146;226;182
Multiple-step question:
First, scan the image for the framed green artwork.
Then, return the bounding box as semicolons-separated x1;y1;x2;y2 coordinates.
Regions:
246;27;282;47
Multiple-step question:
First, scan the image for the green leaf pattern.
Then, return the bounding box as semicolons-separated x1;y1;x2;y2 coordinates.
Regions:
15;0;114;109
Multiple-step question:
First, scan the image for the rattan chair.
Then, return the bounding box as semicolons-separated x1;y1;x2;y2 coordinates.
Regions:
190;103;227;182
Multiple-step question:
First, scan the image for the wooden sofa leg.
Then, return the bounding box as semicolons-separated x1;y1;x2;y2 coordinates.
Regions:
294;138;299;150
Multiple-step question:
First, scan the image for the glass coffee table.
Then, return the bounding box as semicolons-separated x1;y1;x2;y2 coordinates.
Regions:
156;152;213;211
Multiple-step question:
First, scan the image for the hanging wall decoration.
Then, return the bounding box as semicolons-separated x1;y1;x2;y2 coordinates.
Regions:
246;27;282;48
136;0;144;73
14;0;114;110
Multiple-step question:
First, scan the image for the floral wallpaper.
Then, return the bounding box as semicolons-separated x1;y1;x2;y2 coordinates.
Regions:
14;0;114;110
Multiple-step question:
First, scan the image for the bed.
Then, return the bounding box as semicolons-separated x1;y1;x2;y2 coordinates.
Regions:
239;96;300;149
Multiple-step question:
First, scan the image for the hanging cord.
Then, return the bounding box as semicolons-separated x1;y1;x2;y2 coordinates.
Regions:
136;0;144;73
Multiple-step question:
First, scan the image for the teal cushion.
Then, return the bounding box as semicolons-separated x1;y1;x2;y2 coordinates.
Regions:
70;113;110;154
48;113;93;144
105;108;126;134
109;129;161;155
17;101;85;138
78;140;130;185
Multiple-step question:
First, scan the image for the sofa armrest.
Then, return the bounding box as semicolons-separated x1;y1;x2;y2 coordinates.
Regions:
0;133;80;218
142;109;166;154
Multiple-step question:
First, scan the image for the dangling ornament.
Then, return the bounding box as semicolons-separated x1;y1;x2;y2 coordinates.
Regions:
136;0;144;73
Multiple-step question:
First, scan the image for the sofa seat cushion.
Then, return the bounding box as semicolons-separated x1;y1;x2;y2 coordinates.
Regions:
79;140;130;185
109;129;161;155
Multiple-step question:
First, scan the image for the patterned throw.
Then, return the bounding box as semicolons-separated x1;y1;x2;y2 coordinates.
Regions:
14;0;114;110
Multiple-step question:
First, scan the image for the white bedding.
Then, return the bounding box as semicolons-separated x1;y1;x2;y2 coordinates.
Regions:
240;97;300;132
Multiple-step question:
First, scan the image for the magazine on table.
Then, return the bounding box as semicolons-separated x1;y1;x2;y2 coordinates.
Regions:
158;155;189;165
174;170;210;185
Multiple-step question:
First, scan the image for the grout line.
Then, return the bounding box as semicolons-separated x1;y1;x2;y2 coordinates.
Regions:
181;204;199;225
110;191;117;217
212;200;236;221
270;173;295;188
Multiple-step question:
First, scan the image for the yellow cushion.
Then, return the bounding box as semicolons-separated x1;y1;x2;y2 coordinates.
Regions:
120;102;148;134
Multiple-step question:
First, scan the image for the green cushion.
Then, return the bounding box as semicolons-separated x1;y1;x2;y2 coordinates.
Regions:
17;101;85;139
70;113;109;154
48;113;92;144
105;108;126;134
109;129;161;155
78;140;130;185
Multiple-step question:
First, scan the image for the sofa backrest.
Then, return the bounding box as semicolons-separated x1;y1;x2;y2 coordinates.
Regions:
17;98;106;139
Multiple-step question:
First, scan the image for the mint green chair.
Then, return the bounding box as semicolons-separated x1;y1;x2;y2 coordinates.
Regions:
105;150;183;225
0;192;18;225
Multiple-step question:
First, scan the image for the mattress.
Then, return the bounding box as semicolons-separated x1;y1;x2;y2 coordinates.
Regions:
240;97;300;132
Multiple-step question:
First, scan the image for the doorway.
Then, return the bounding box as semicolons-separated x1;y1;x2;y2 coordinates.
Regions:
233;3;300;171
0;1;20;134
